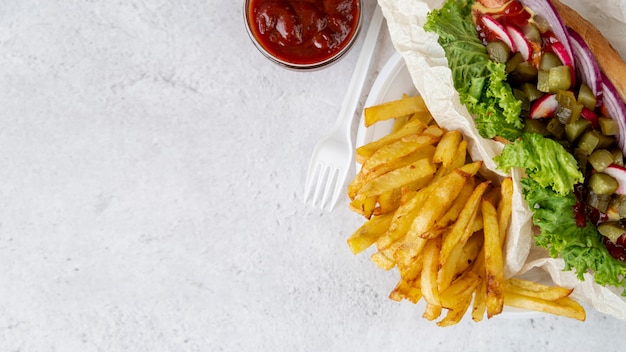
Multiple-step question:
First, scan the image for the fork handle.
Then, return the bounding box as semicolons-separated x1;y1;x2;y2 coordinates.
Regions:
335;5;384;140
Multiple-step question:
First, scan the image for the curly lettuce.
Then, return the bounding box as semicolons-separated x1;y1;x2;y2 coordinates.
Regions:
522;177;626;291
495;133;584;196
424;0;523;141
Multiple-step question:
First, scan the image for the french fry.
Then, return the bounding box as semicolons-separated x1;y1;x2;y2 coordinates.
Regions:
439;271;481;309
355;158;436;201
420;237;442;306
437;295;472;327
346;212;395;255
504;291;586;322
349;195;378;219
356;118;429;163
376;187;431;250
498;177;514;246
433;130;462;167
364;95;428;127
406;169;470;239
483;199;504;318
438;231;483;292
423;303;443;321
370;251;396;271
504;278;573;301
439;181;490;267
372;188;403;216
360;136;438;177
471;277;487;322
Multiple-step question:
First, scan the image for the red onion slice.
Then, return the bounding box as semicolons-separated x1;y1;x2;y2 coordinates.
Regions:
568;28;603;107
602;74;626;154
521;0;575;71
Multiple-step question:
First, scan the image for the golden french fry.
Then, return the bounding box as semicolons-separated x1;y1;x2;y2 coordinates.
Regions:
483;199;504;319
433;130;462;166
349;145;436;201
349;195;378;219
389;279;412;302
498;177;514;246
457;161;483;177
504;291;586;321
406;169;470;240
370;251;396;270
504;278;573;301
372;188;402;216
439;181;490;267
361;136;439;177
434;179;475;230
437;295;473;327
433;139;468;181
376;187;430;250
454;231;484;277
471;277;487;322
391;114;411;133
439;271;481;309
437;230;483;292
420;237;442;306
364;95;428;127
346;212;395;255
356;118;429;164
423;303;443;321
410;110;434;125
356;158;436;201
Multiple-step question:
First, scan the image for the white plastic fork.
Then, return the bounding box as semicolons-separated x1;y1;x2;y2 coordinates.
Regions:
303;5;384;211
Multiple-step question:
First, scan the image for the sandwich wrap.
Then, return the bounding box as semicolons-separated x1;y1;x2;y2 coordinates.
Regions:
376;0;626;320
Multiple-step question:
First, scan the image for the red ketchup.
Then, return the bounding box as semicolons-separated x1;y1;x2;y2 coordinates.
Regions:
247;0;360;67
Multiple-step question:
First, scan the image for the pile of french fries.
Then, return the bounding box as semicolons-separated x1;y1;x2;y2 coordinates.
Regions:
347;95;586;326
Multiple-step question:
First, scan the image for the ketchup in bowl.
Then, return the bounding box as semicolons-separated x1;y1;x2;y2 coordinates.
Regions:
245;0;361;70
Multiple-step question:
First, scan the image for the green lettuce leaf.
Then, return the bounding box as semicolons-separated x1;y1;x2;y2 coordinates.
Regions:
522;177;626;292
495;133;583;196
424;0;523;141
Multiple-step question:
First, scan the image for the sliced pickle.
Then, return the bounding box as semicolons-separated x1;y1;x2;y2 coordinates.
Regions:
522;23;541;43
524;118;550;136
548;66;572;92
578;130;600;155
539;52;563;71
588;149;615;172
593;130;615;149
537;70;550;93
577;83;597;110
509;62;538;85
505;52;525;74
589;172;619;195
612;148;625;167
598;221;626;243
587;190;611;213
599;117;619;136
564;118;591;143
556;90;582;124
520;82;544;102
546;118;565;139
487;40;512;64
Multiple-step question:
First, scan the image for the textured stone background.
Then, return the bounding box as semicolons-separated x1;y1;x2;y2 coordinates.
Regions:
0;1;624;351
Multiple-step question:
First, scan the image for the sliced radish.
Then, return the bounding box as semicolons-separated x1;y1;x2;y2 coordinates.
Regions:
603;164;626;195
507;25;532;61
523;0;575;71
481;15;516;52
530;93;558;119
581;107;600;129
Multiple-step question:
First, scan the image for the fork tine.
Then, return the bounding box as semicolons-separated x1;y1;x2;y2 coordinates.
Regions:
304;162;321;205
312;163;332;208
319;166;340;210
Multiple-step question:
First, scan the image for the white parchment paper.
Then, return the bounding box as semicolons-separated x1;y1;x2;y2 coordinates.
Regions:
377;0;626;320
